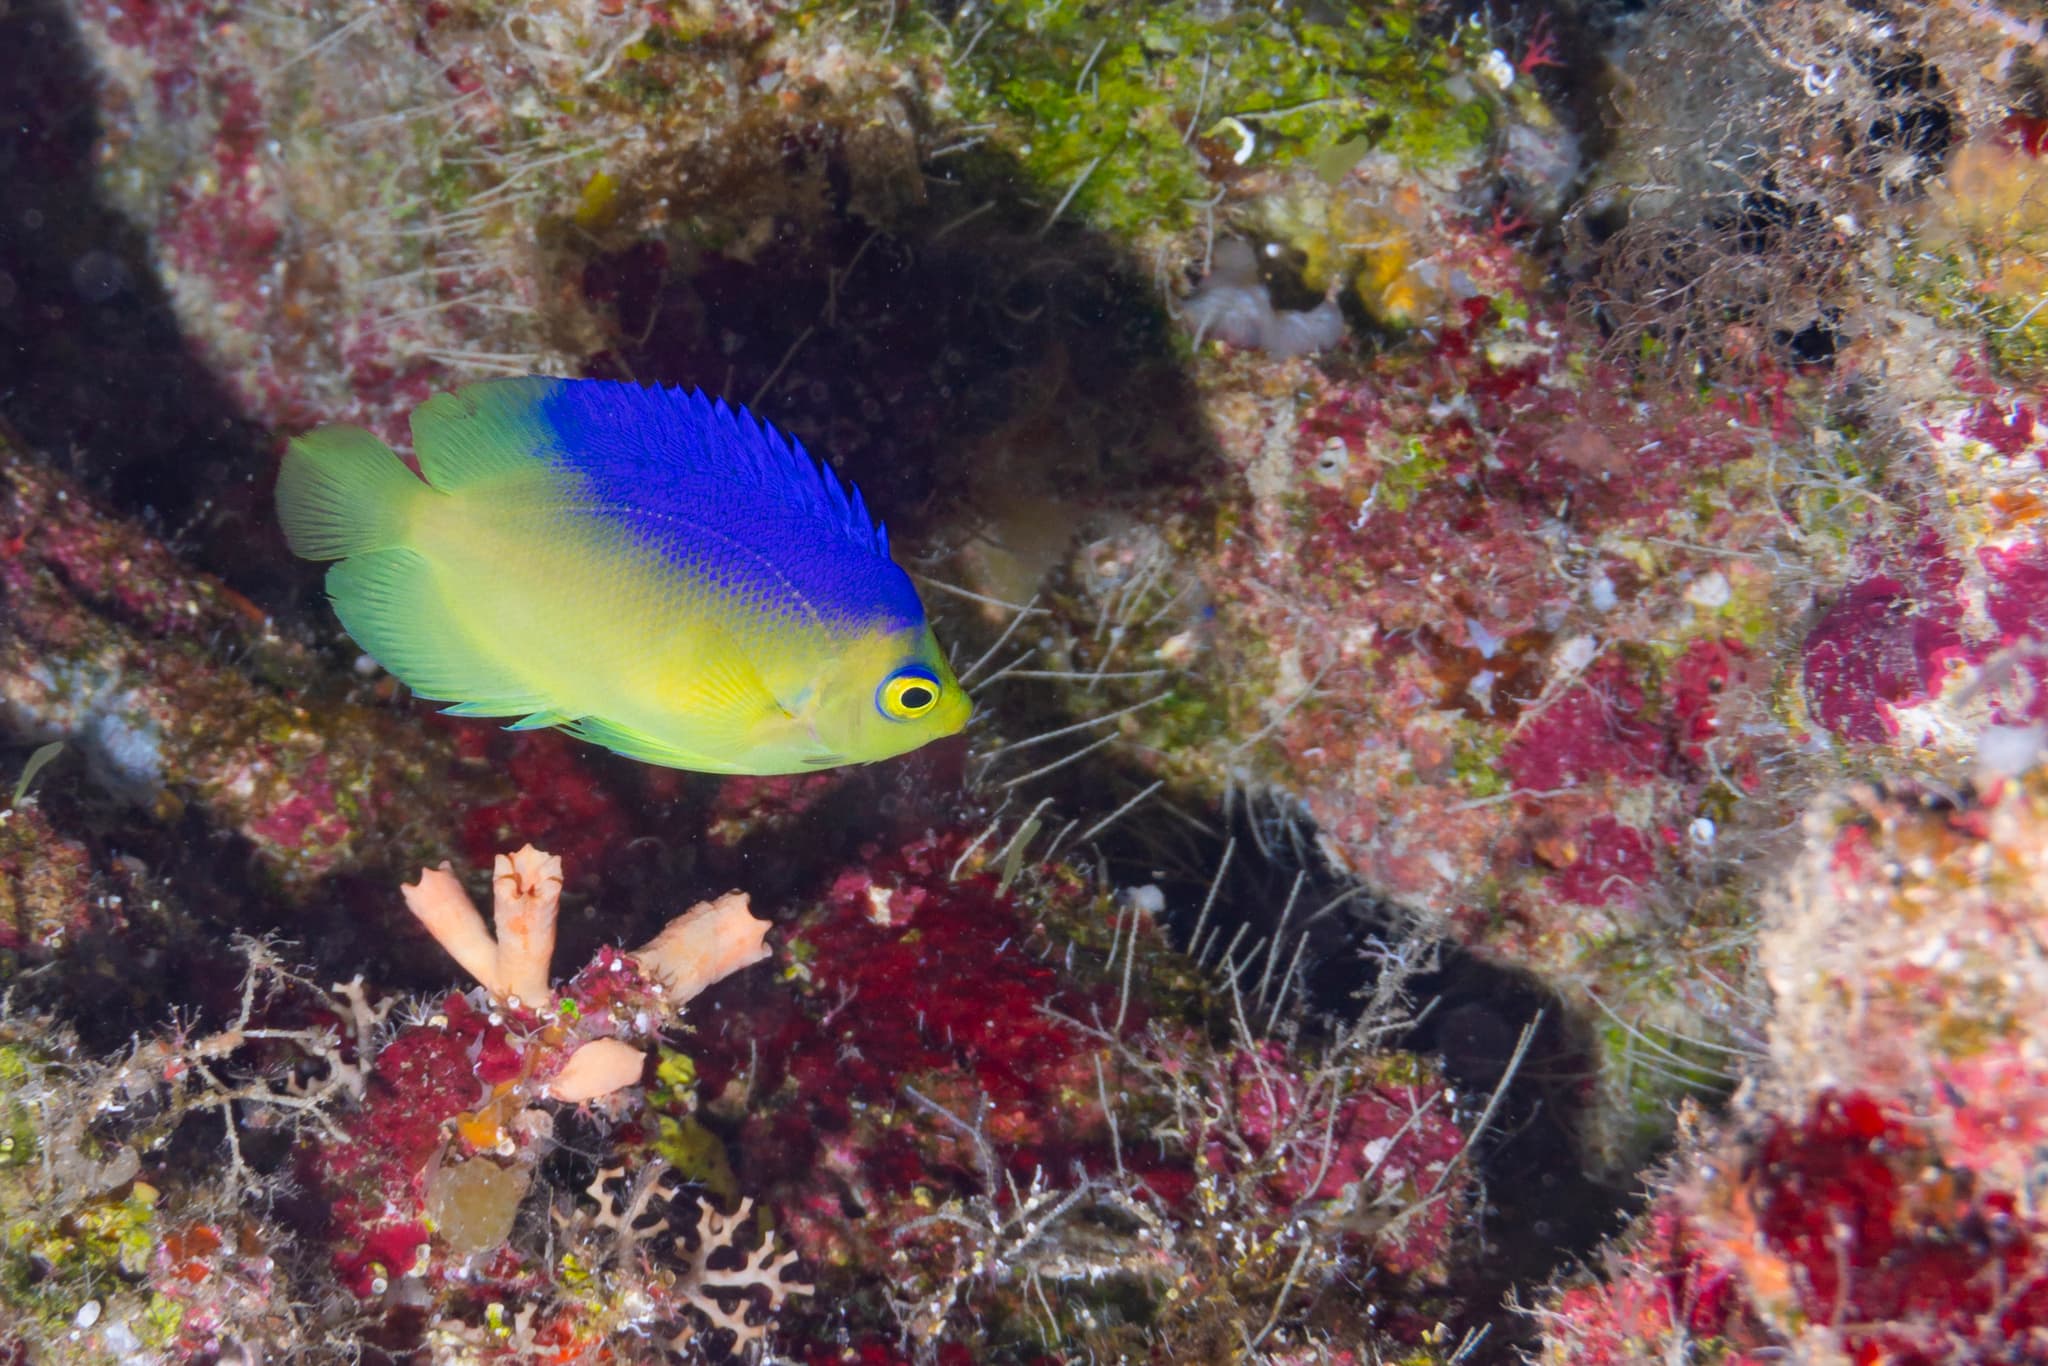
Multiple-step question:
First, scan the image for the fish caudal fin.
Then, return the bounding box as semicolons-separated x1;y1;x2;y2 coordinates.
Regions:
327;549;549;716
276;426;428;560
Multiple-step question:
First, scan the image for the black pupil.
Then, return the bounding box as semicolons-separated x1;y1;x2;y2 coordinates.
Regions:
899;684;935;710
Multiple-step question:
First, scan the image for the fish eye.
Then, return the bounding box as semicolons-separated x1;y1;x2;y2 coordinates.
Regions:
878;666;942;721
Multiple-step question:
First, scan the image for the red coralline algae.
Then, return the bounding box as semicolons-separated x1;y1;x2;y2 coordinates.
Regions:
716;832;1113;1195
1547;773;2048;1363
454;729;628;875
1755;776;2048;1227
149;1217;292;1358
1963;396;2040;458
1801;572;1969;743
657;826;1476;1354
1172;286;1801;930
1551;1051;2048;1362
1547;815;1655;908
332;1223;432;1300
705;770;846;848
1738;1091;2048;1360
314;997;486;1290
1541;1207;1768;1366
239;762;348;861
1979;541;2048;720
1501;658;1664;793
1667;636;1759;774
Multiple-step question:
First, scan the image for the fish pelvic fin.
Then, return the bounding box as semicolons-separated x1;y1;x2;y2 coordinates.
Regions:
563;716;757;774
276;425;430;560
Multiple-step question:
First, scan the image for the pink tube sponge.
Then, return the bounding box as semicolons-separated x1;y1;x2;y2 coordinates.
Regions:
399;843;563;1008
631;891;772;1008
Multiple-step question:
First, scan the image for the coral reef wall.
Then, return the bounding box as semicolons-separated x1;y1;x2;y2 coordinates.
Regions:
2;0;2048;1360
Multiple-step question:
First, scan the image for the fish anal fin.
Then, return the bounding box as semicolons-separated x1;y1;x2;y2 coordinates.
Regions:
505;711;574;732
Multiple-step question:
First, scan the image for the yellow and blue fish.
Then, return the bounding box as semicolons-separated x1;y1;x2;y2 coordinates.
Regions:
276;376;970;774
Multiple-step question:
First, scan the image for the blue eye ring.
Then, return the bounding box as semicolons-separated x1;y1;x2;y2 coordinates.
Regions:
877;665;942;721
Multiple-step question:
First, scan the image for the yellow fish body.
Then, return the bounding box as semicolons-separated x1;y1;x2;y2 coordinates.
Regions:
275;376;970;773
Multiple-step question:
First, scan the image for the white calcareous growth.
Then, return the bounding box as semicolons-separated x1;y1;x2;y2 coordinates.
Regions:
1185;239;1348;358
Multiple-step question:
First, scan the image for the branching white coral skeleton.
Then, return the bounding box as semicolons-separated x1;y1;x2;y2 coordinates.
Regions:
581;1159;811;1358
88;935;391;1200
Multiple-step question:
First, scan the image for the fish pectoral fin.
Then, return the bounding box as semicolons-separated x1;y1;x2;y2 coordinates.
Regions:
330;549;548;714
563;716;754;774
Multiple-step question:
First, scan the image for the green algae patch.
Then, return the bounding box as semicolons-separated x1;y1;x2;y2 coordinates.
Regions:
649;1049;740;1203
1449;725;1508;800
1375;434;1448;513
925;0;1485;242
1902;139;2048;380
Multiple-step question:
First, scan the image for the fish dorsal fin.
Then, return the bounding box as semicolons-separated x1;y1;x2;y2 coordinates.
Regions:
533;380;893;560
530;379;922;632
408;377;561;492
406;375;922;633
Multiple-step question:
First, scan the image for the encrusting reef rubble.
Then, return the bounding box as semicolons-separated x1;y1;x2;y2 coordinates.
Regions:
1541;768;2048;1364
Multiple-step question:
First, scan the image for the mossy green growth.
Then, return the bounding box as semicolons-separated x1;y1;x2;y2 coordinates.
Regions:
1449;724;1507;799
1580;944;1745;1171
1595;1006;1737;1164
1900;244;2048;379
930;0;1485;241
1;1184;168;1347
1137;684;1228;759
648;1049;739;1203
1978;290;2048;378
1375;434;1447;513
1898;142;2048;380
0;1046;43;1169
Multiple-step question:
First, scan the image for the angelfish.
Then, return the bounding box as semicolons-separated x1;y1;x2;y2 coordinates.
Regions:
276;376;971;773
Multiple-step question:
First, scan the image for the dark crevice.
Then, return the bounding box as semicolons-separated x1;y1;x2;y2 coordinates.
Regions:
1092;793;1639;1360
0;0;280;593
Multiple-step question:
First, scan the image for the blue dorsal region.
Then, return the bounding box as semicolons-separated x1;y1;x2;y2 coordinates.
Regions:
531;379;924;631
